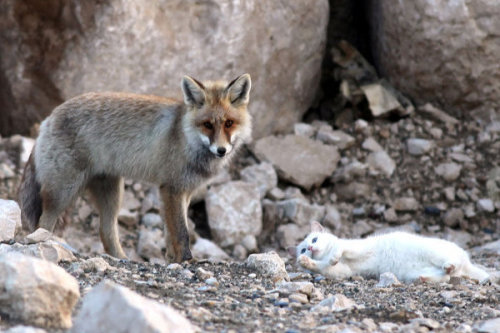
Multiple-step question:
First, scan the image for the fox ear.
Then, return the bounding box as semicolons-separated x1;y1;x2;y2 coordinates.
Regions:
310;221;324;233
287;246;297;258
182;76;206;107
226;73;251;106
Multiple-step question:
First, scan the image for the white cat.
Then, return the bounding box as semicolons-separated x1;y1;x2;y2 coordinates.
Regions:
289;221;489;283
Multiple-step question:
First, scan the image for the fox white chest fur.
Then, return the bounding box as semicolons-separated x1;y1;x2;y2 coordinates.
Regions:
294;222;489;283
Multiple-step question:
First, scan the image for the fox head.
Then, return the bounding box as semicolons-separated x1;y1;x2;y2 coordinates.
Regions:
181;74;252;159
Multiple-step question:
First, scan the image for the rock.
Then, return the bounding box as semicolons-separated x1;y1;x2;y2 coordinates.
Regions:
443;208;464;227
442;228;472;249
71;280;195;333
294;123;316;138
275;281;314;297
239;162;278;198
477;199;495;213
383;208;398;223
277;198;326;226
366;150;396;177
252;135;340;190
335;182;371;200
141;213;163;229
232;244;247;261
323;205;342;231
360;82;403;117
0;0;329;139
369;0;500;122
196;267;213;281
0;199;21;242
122;191;141;211
206;181;262;248
118;208;138;227
241;235;258;253
474;317;500;333
0;252;80;329
475;240;500;256
0;241;76;263
332;160;368;182
276;224;307;250
393;197;419;212
3;326;47;333
311;294;358;312
316;126;355;149
191;238;230;262
376;272;402;287
407;138;434;155
419;104;460;125
247;252;289;283
486;167;500;202
435;163;462;182
137;227;165;260
362;137;384;152
0;163;16;179
25;228;52;243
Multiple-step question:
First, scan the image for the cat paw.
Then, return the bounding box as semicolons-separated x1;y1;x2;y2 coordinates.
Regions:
328;258;339;266
443;262;456;274
298;255;313;268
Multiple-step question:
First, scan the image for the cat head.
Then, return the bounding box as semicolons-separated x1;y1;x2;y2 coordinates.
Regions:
288;221;338;260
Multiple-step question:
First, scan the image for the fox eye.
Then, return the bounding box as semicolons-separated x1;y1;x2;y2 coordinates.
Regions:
312;237;317;243
225;119;234;128
203;122;213;130
301;248;306;254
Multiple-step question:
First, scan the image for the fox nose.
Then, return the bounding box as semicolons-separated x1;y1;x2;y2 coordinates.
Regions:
217;147;226;156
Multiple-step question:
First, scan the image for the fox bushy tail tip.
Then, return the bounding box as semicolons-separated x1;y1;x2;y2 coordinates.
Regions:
18;150;42;232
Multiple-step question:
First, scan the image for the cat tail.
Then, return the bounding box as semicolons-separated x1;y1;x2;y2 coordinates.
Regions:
463;262;489;283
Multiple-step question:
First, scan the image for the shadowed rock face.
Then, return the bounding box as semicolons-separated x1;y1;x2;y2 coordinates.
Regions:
368;0;500;122
0;0;329;138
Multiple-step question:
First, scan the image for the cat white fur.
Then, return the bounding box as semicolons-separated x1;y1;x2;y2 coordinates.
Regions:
290;221;489;283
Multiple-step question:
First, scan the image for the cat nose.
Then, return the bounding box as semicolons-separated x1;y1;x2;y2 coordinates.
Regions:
307;246;313;251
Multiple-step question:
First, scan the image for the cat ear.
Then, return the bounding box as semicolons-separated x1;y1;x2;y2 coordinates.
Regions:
310;221;324;233
287;246;297;258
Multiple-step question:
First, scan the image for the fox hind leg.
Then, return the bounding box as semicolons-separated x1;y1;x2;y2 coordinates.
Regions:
87;175;127;259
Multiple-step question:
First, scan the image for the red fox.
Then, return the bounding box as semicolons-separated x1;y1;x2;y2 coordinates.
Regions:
18;74;252;262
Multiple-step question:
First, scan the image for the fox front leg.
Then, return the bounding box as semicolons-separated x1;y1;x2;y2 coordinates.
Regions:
160;187;193;263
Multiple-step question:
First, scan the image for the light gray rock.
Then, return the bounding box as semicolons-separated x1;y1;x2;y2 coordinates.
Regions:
316;126;355;149
311;294;358;312
141;213;163;229
276;224;308;250
0;199;21;242
71;280;195;333
332;160;368;182
419;104;459;125
137;227;165;260
443;208;464;227
79;257;113;273
334;182;371;200
277;198;326;226
274;281;314;297
393;197;419;212
0;241;76;263
25;228;52;244
294;123;316;138
118;208;138;227
241;235;258;253
240;162;278;198
361;83;402;117
0;163;16;179
4;326;47;333
476;240;500;256
253;135;340;190
486;167;500;202
0;252;80;329
477;198;495;213
369;0;500;122
1;0;329;139
323;205;342;231
366;150;396;177
247;252;289;283
376;272;402;287
206;181;262;248
474;317;500;333
435;163;462;182
362;137;384;152
407;138;434;155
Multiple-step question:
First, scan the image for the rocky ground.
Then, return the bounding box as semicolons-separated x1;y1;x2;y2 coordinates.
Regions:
1;85;500;332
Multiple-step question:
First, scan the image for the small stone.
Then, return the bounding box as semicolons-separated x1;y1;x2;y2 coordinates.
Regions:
141;213;163;228
0;241;76;263
117;209;138;227
323;205;342;230
477;199;495;212
0;199;21;242
407;138;434;155
275;281;314;297
191;238;230;262
3;326;48;333
137;227;165;260
196;267;213;280
443;208;464;227
0;163;16;179
25;228;52;244
289;293;309;304
205;277;219;287
241;235;258;252
362;137;384;152
268;187;286;200
78;204;93;222
233;244;248;260
393;197;419;212
366;150;396;177
311;294;358;312
166;263;182;271
316;126;355;149
383;208;398;222
277;197;326;226
71;280;194;333
79;257;112;273
435;163;462;182
473;318;500;333
354;119;369;133
122;191;141;211
247;252;289;283
293;123;316;138
376;272;402;287
276;224;307;250
361;83;402;117
334;182;371;200
410;318;441;330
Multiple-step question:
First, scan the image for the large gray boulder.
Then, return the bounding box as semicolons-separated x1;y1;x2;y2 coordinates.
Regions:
0;0;329;138
368;0;500;121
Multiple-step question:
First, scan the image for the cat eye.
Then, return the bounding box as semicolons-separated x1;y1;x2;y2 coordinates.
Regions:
203;121;213;129
300;248;306;254
312;237;317;243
